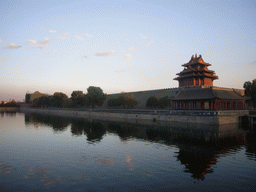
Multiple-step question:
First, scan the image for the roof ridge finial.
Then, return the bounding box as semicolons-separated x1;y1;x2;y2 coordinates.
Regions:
195;53;197;58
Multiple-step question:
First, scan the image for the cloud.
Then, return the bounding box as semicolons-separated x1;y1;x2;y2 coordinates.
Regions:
125;54;132;60
96;50;115;57
85;33;93;38
57;32;69;40
4;43;22;49
0;39;2;43
48;30;57;33
147;40;153;45
28;39;37;44
36;37;52;49
128;47;136;51
140;34;147;39
39;38;50;46
75;35;83;40
82;55;87;58
57;35;65;39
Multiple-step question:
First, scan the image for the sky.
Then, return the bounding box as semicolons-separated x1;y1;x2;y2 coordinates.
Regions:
1;0;255;101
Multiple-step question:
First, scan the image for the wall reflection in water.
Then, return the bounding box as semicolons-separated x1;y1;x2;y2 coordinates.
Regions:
0;111;17;117
24;113;255;181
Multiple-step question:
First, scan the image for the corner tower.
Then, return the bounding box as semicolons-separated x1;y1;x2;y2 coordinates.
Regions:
174;54;218;87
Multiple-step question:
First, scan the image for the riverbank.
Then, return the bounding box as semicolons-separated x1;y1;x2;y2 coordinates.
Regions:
19;108;249;125
0;107;19;112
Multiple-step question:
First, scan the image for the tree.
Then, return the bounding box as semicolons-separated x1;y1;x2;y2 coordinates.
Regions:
119;93;138;109
85;86;106;108
108;97;122;108
158;96;171;109
33;96;51;107
52;92;69;108
244;79;256;109
71;90;85;107
146;95;158;109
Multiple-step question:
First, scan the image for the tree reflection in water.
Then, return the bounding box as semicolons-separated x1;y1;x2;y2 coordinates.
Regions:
107;122;139;141
25;114;70;132
71;119;106;142
24;113;250;180
246;128;256;161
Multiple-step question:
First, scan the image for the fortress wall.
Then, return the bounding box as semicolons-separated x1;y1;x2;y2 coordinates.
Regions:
102;88;180;109
20;108;248;125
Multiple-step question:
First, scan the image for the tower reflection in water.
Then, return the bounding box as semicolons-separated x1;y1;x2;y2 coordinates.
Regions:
25;113;253;181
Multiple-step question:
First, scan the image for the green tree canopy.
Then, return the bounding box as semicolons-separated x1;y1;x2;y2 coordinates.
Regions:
119;92;138;109
108;97;122;108
243;79;256;109
71;90;85;107
33;96;52;107
85;86;106;108
158;96;171;109
146;95;158;109
52;92;69;108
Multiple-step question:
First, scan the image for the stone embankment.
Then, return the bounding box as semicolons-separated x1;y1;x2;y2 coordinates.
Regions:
0;107;19;112
20;108;249;125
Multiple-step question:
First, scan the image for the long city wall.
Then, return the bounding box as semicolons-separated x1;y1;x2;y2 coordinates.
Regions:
20;108;249;125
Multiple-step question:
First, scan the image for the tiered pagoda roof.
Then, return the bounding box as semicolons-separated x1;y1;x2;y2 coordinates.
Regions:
174;54;218;86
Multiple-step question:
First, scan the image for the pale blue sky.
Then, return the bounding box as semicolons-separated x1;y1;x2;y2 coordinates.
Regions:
1;0;255;101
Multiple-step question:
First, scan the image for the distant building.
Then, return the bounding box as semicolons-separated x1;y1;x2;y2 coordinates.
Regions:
105;54;248;110
25;91;48;104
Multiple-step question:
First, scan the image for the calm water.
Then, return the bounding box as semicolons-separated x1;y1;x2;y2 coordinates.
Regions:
0;112;256;191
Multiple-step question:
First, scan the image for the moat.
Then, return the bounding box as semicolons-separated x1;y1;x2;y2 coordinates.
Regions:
1;112;256;191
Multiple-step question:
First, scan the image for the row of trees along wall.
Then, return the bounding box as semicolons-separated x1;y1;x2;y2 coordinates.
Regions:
32;86;172;109
33;86;106;108
33;78;256;110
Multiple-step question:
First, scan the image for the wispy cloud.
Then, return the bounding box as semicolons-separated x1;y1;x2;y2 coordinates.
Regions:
85;33;93;38
128;47;136;51
96;50;115;57
0;39;2;43
75;35;83;40
28;39;37;44
140;34;147;39
38;38;50;48
147;40;153;45
57;35;65;39
4;43;22;49
57;32;69;40
48;30;57;33
36;37;56;49
125;54;132;60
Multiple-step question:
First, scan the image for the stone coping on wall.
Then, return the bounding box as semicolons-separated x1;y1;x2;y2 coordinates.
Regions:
20;108;249;117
